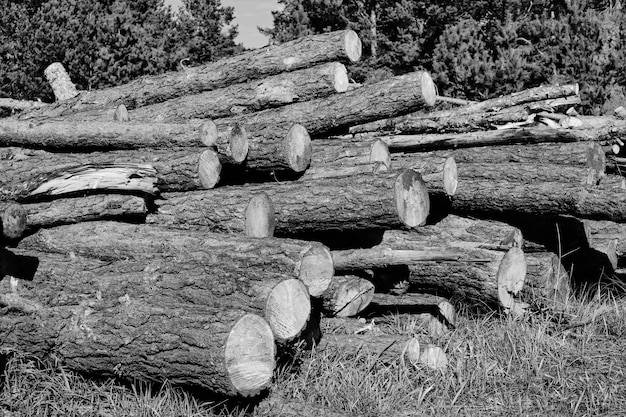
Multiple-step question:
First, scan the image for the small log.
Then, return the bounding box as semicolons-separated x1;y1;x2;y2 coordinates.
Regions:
244;193;276;238
19;221;334;300
381;126;619;152
0;277;275;396
19;30;362;121
0;195;147;233
446;177;626;223
245;123;312;173
120;62;350;122
582;219;626;269
216;70;437;146
0;98;47;113
147;169;431;236
332;247;467;270
44;63;79;101
321;275;375;317
114;104;130;122
1;204;27;240
524;252;570;306
0;119;217;150
392;154;458;197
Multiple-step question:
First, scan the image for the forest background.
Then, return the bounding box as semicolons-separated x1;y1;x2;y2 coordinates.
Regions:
1;0;624;115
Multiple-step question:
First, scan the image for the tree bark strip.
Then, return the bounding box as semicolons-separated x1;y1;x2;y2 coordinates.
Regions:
147;169;431;236
18;30;362;120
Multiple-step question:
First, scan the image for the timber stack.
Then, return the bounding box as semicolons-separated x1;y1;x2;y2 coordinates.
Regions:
1;28;625;398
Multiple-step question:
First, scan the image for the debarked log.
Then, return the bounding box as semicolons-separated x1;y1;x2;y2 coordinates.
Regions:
0;195;147;236
321;275;375;317
147;169;431;236
19;221;334;300
0;146;221;194
18;30;362;120
0;290;275;396
0;119;216;150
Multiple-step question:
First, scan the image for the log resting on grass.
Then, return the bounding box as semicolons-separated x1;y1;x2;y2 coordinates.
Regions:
313;332;422;365
147;169;431;236
446;177;626;222
18;30;362;121
0;146;221;194
381;126;622;152
321;275;374;317
582;219;626;269
121;62;350;122
523;252;570;306
0;286;274;396
0;119;217;150
216;71;437;145
20;221;334;300
0;195;147;234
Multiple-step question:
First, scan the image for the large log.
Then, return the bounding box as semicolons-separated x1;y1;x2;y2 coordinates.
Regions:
19;221;334;300
215;71;436;154
446;177;626;222
0;146;222;194
0;119;217;150
0;195;147;236
381;126;621;152
147;169;431;236
0;261;275;396
18;30;362;120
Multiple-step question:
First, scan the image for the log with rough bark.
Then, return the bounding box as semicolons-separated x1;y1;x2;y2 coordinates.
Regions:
147;169;431;236
19;221;334;301
391;154;458;197
1;146;221;194
0;195;147;234
349;84;580;134
0;98;47;113
313;332;421;364
381;125;622;152
321;275;375;317
0;119;217;150
523;252;570;306
582;219;626;269
445;177;626;223
19;30;362;121
350;95;582;135
44;62;79;101
0;261;275;396
215;71;437;153
1;204;27;240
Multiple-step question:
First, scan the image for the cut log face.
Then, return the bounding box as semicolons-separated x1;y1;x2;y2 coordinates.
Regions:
284;124;312;172
321;275;375;317
394;169;430;228
113;104;130;122
198;149;222;189
299;245;335;297
393;154;458;197
44;62;79;101
583;219;626;268
1;204;27;239
265;279;311;343
497;247;527;313
244;193;276;238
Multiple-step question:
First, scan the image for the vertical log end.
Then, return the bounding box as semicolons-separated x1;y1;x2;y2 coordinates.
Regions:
299;244;335;297
497;247;527;311
244;192;276;238
443;157;458;196
113;104;130;122
2;204;28;240
420;72;438;107
285;124;312;173
321;275;375;318
370;140;392;171
265;279;311;343
225;313;275;397
344;30;363;63
198;149;222;189
200;120;219;147
332;63;349;93
229;123;250;163
394;169;431;228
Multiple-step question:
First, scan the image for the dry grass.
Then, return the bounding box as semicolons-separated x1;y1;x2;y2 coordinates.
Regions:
2;289;625;417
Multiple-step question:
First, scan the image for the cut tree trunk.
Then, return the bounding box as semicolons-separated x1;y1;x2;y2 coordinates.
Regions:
147;169;431;236
583;219;626;269
391;154;458;197
44;63;78;101
215;71;437;147
0;268;274;396
18;30;362;120
349;84;580;134
381;126;621;152
0;119;216;150
523;252;571;306
1;203;27;240
446;177;626;222
0;195;147;235
18;221;335;300
0;98;47;113
0;146;221;194
321;275;374;317
313;332;422;364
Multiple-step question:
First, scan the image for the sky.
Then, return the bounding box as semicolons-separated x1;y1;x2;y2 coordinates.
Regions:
163;0;282;49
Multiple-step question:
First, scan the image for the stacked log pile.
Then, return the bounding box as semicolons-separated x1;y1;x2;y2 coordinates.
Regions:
1;28;625;399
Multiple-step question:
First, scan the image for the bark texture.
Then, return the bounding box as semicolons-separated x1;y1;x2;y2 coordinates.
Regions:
147;169;430;235
583;219;626;268
321;275;374;317
524;252;571;306
44;63;78;101
19;30;362;120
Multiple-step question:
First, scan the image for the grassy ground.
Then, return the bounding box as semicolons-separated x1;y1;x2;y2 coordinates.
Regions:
2;287;625;417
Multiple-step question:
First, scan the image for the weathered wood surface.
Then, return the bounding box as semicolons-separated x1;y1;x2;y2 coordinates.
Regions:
0;119;216;150
18;30;362;120
321;275;374;317
215;71;437;148
391;154;458;197
0;98;47;113
1;146;221;194
44;62;79;101
381;126;621;152
583;219;626;268
0;261;275;396
524;252;571;306
1;204;27;239
147;169;431;236
18;221;334;300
